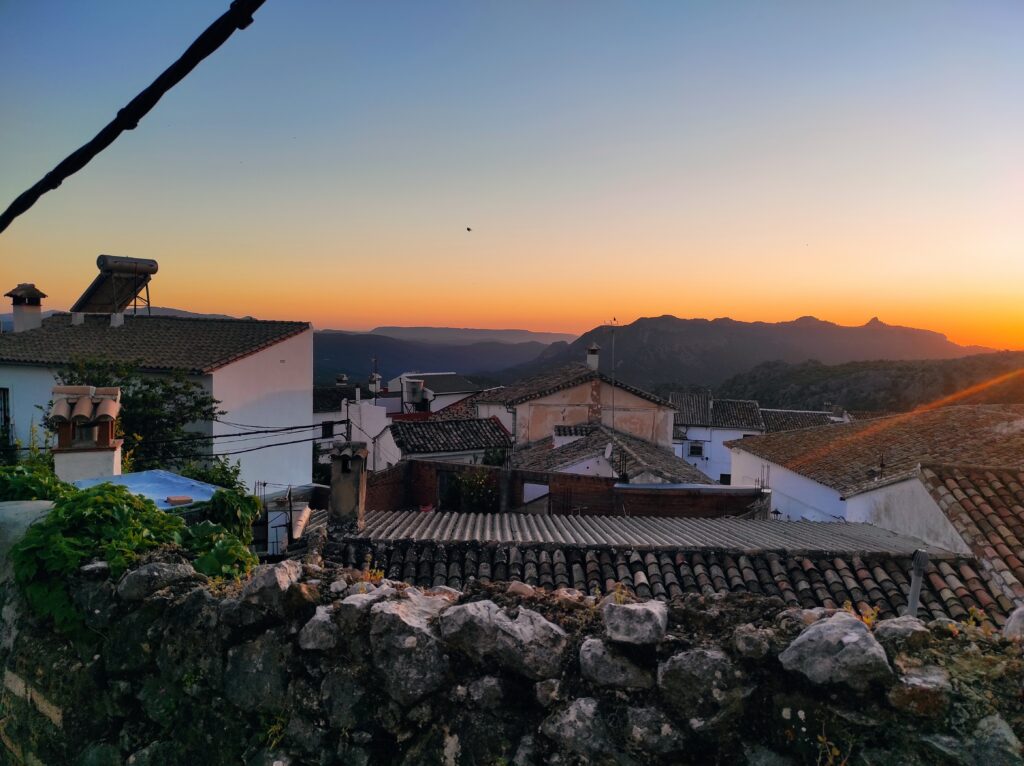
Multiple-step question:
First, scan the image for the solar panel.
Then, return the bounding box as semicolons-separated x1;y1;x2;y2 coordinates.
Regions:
69;255;158;314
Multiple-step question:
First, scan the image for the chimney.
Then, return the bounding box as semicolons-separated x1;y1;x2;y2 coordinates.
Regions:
329;442;368;530
368;372;382;396
4;283;47;333
586;342;601;371
49;385;123;482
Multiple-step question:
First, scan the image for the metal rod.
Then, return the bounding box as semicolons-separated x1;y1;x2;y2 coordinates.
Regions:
906;548;929;618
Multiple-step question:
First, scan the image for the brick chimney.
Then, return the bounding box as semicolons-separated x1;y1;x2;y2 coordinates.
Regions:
330;442;368;530
586;342;600;371
49;385;123;482
4;283;47;333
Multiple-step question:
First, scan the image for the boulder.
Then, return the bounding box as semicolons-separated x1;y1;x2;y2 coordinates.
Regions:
117;562;197;601
778;612;892;691
466;675;506;709
625;706;686;754
887;665;950;717
579;638;653;689
540;698;612;758
370;591;451;705
321;667;365;729
298;605;338;651
535;678;563;707
336;587;395;632
328;579;349;597
971;714;1024;766
657;648;740;719
602;600;668;645
224;631;291;712
732;623;773;659
439;600;569;679
873;615;931;654
1003;605;1024;641
241;561;303;615
506;581;534;598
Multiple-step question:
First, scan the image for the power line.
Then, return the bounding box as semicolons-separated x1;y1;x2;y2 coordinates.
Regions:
0;0;268;235
212;434;324;457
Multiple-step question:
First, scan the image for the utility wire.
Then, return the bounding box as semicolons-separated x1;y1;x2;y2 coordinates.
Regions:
0;0;268;235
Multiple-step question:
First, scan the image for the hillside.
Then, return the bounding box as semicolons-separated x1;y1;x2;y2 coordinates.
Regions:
313;331;549;384
367;326;575;345
499;314;994;388
716;351;1024;411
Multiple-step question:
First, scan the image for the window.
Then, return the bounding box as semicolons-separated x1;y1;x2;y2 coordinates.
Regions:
0;388;9;432
720;473;732;485
687;442;704;458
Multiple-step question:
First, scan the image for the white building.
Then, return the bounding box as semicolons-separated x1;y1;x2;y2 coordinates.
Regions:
383;417;511;465
670;392;847;485
382;372;485;416
727;404;1024;523
0;287;313;490
313;383;392;471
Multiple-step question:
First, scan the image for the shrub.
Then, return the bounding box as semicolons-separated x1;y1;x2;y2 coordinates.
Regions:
180;456;246;492
0;465;75;501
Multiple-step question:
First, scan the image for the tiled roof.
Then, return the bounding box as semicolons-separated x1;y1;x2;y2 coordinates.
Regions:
727;405;1024;499
553;424;598;437
328;512;1006;623
760;409;836;433
410;373;483;395
669;391;712;427
49;385;120;423
512;425;714;484
713;399;764;430
670;392;765;431
389;417;511;454
429;390;495;421
313;385;363;413
921;463;1024;611
357;510;950;555
0;314;310;374
478;363;672;408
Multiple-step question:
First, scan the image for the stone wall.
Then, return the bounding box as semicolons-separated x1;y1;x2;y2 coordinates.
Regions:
1;545;1023;765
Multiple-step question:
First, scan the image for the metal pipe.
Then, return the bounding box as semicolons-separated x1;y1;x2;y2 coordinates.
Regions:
906;548;929;618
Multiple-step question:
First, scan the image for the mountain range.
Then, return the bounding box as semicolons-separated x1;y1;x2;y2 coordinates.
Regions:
498;315;994;389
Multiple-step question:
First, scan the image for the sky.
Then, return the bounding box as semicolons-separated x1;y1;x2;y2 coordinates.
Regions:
1;1;1022;348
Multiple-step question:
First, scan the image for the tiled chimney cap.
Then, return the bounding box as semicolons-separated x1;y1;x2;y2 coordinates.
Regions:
5;283;47;305
49;385;122;424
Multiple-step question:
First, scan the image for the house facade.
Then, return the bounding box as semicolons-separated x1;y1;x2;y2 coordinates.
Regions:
476;353;675;448
727;405;1024;523
0;291;313;490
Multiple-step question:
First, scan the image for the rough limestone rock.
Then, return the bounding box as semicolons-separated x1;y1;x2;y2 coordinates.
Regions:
657;648;740;719
1003;605;1024;641
971;714;1024;766
439;600;569;679
625;706;686;754
336;588;395;631
116;562;197;601
320;667;364;729
602;600;668;645
224;631;291;712
369;591;451;705
467;675;506;709
579;638;654;689
540;697;613;758
887;665;950;718
298;605;337;651
732;623;773;659
874;615;931;654
241;561;303;615
535;678;563;707
778;612;892;691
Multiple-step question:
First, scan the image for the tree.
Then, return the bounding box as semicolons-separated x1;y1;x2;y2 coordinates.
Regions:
53;359;222;471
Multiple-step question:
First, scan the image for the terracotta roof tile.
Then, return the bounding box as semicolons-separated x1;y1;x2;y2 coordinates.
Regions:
728;405;1024;498
478;363;672;408
760;409;837;433
389;417;511;455
0;313;309;374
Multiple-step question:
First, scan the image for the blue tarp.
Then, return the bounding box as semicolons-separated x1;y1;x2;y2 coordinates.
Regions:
74;469;219;510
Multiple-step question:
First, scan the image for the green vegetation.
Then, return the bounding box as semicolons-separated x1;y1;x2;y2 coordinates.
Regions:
441;468;499;513
716;351;1024;412
9;478;259;635
54;359;222;470
0;464;74;502
179;455;246;492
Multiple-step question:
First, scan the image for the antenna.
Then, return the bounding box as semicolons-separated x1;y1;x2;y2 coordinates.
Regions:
607;317;618;431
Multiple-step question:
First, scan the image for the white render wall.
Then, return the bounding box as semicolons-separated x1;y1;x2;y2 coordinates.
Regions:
846;477;970;554
209;329;314;491
313;399;391;471
676;426;761;484
0;365;58;448
730;448;846;521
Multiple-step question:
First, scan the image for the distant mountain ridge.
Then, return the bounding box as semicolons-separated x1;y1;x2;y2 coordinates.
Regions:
366;326;576;345
497;314;995;389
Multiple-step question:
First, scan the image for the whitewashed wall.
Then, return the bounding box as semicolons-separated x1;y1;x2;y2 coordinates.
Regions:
846;477;970;554
209;329;314;491
730;448;846;521
0;365;58;448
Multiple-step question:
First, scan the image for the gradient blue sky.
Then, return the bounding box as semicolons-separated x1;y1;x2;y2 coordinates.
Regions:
2;2;1022;346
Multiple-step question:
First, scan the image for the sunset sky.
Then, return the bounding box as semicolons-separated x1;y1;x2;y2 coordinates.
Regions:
2;2;1022;348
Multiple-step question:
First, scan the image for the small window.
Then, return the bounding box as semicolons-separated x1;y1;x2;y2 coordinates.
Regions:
719;473;732;485
687;442;704;458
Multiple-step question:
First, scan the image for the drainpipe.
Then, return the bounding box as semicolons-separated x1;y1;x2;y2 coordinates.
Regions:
906;548;928;618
